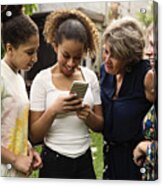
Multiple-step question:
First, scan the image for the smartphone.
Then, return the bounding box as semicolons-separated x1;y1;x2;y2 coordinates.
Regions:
70;80;89;98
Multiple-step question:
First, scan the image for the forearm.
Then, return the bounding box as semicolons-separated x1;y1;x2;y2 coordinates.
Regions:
85;110;104;132
1;146;16;165
30;107;57;144
30;94;84;143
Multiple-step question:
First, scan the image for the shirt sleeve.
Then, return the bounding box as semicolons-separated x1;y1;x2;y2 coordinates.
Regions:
1;76;6;116
30;72;46;111
1;76;5;99
89;70;101;105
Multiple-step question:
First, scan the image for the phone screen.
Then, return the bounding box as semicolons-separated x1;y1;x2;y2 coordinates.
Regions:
70;81;88;98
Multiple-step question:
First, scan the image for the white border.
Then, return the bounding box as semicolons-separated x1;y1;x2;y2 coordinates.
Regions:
1;0;162;186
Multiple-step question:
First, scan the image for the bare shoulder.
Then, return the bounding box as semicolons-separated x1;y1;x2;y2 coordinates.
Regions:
144;69;156;103
144;69;155;90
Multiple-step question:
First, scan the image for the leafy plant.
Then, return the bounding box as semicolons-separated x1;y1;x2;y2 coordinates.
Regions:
31;132;104;179
136;1;154;27
24;4;38;16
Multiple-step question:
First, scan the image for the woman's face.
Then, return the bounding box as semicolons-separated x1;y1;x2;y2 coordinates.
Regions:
104;42;126;75
55;38;84;77
8;34;39;72
145;31;155;68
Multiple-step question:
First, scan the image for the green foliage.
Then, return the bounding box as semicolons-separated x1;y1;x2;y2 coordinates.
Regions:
30;145;42;178
90;131;104;179
30;132;104;179
24;4;38;16
136;2;154;27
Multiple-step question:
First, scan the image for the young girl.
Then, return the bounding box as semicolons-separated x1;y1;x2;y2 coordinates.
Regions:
29;9;103;179
1;5;42;177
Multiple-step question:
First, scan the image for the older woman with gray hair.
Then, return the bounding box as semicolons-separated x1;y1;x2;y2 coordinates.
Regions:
100;17;155;180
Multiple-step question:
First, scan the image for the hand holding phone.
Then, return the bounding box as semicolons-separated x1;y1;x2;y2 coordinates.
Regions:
70;80;88;98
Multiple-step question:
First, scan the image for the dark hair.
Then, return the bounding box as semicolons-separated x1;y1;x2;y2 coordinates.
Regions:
43;9;99;58
1;5;23;23
1;5;38;49
55;19;88;48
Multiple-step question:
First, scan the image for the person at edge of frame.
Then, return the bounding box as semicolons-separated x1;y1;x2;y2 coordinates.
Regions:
133;23;158;181
100;16;155;180
1;5;42;177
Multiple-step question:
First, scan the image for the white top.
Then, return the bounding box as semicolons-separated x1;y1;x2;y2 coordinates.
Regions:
30;66;101;158
1;60;29;177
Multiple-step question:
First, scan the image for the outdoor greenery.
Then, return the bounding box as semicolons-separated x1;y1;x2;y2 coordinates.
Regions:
31;131;104;179
24;4;38;16
2;2;154;180
90;131;104;179
136;1;154;27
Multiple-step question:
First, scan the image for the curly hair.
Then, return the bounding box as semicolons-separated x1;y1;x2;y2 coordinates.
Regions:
103;16;145;66
1;5;38;49
43;9;99;58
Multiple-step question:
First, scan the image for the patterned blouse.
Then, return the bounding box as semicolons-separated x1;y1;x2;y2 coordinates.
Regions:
141;105;158;180
1;60;29;177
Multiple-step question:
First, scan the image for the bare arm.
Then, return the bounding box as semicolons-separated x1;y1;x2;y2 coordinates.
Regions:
1;146;33;175
77;104;104;132
30;109;57;144
30;94;83;144
1;146;17;165
144;69;156;103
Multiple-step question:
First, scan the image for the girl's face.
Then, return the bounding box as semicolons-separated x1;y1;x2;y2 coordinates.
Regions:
7;34;39;72
55;38;84;77
104;42;126;75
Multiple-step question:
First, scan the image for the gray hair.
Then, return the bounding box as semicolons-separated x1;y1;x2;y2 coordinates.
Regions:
103;17;145;66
